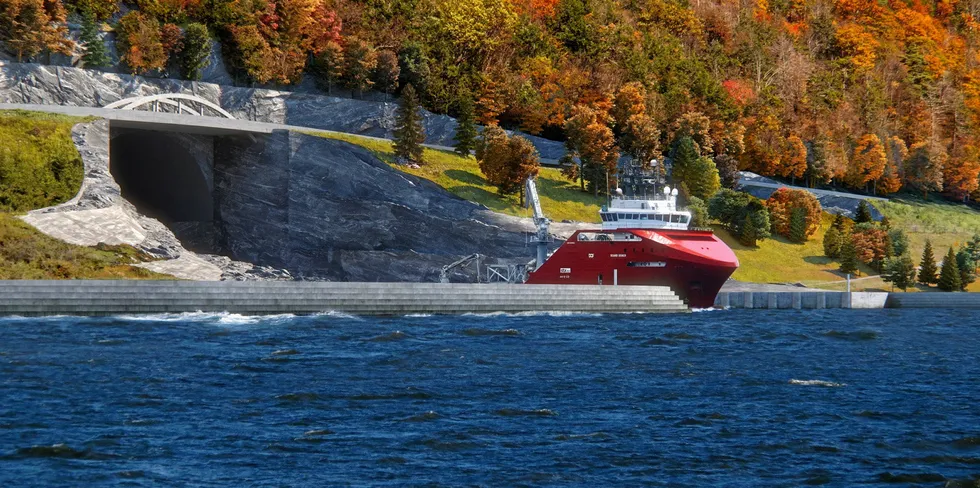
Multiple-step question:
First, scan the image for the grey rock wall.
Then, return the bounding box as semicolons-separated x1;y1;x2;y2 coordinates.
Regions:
211;131;539;282
0;61;567;159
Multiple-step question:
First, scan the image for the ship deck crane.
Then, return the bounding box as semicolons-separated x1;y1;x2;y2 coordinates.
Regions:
439;253;481;283
524;177;550;270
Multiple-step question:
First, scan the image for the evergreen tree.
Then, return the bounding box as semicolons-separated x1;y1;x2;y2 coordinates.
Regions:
823;225;843;258
179;23;211;80
393;84;426;164
880;215;891;230
670;137;699;185
839;235;859;275
789;207;807;243
685;156;721;200
740;213;758;247
454;95;477;157
79;12;109;69
966;234;980;263
956;247;976;291
938;247;962;291
687;196;710;229
889;228;909;256
855;200;873;223
831;212;848;231
882;254;916;291
918;240;938;285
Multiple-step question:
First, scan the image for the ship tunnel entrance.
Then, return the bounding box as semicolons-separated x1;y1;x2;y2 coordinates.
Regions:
109;129;214;224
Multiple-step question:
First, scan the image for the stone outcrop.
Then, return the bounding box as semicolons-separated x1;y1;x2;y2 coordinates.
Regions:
0;61;567;160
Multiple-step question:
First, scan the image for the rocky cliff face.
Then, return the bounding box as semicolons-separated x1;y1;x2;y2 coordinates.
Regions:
0;61;567;160
210;131;540;282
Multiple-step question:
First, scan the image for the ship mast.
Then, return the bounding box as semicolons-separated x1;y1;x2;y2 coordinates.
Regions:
524;177;550;270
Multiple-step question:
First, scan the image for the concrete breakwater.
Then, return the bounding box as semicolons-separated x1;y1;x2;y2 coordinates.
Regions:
0;281;688;316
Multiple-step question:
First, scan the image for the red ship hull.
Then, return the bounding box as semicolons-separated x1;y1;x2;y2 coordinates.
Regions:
525;229;739;308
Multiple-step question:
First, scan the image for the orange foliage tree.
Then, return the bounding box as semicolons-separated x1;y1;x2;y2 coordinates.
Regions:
846;134;887;193
779;135;807;183
943;149;980;201
851;225;889;270
742;114;782;176
228;0;342;84
765;188;822;241
117;11;167;75
0;0;72;62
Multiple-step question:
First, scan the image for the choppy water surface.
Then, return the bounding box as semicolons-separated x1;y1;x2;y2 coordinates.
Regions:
2;309;980;486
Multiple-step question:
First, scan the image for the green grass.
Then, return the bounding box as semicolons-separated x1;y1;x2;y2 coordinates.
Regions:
0;110;92;212
874;197;980;292
309;131;603;223
718;213;887;291
0;110;173;280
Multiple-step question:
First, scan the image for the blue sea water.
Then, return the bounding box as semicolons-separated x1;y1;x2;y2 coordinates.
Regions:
1;309;979;487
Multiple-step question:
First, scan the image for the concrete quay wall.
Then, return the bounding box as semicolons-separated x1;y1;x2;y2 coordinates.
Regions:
0;280;688;316
714;291;889;309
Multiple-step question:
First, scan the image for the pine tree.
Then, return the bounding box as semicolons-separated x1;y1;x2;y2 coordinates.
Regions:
832;212;848;231
823;225;843;258
938;247;962;291
880;215;891;230
789;207;807;243
79;12;109;69
918;240;938;285
740;213;758;247
956;247;976;291
855;200;873;223
454;95;477;157
393;84;425;164
882;254;916;291
180;23;211;80
839;235;859;275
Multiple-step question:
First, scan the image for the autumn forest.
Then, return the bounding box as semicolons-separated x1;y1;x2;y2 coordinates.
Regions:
3;0;980;203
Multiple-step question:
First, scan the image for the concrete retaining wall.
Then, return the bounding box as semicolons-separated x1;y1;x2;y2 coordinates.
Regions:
885;293;980;308
0;281;688;316
714;291;889;309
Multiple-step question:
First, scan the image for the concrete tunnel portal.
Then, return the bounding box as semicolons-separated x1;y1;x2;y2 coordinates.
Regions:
109;129;214;224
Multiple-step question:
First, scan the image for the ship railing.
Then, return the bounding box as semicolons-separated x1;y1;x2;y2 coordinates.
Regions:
486;264;529;283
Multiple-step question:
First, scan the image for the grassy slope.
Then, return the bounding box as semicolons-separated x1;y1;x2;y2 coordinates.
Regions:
0;110;172;279
874;197;980;292
312;132;603;223
311;131;980;290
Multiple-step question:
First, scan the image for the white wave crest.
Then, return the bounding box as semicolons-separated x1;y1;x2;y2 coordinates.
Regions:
310;310;363;320
462;311;604;318
789;379;846;387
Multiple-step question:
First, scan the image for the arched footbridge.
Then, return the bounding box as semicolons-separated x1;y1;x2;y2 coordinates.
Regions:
103;94;237;120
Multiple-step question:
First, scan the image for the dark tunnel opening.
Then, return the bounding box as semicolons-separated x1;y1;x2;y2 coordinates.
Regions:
110;130;214;224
